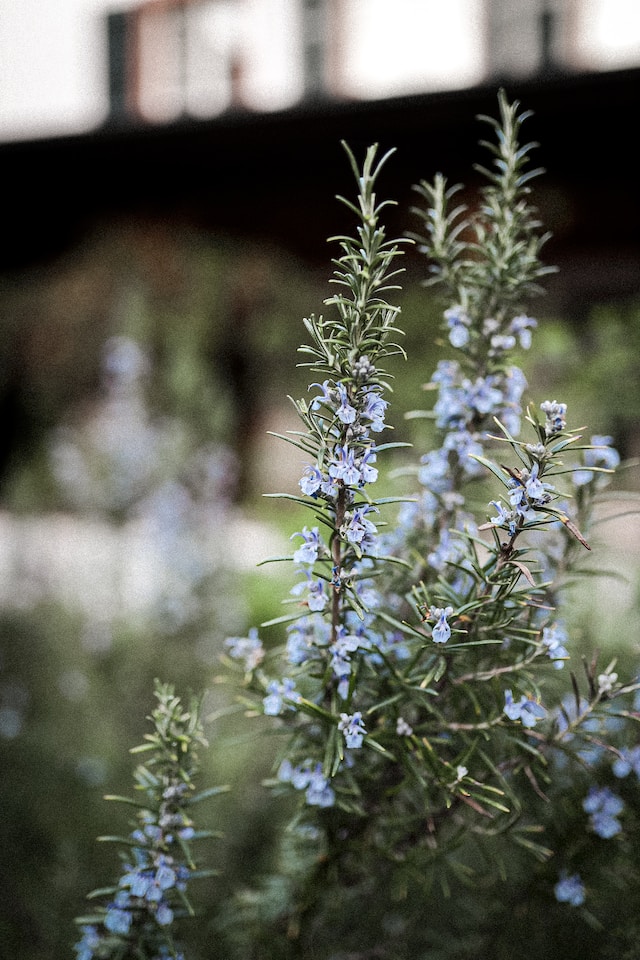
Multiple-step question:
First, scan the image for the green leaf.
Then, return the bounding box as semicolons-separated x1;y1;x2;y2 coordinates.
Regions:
469;453;510;486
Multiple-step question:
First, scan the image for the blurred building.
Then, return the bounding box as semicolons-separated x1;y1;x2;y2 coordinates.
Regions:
1;0;640;142
103;0;640;125
0;1;639;311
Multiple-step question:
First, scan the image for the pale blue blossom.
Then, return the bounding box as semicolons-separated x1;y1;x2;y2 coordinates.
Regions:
291;573;329;612
489;500;517;536
429;606;454;644
541;622;569;669
292;526;321;564
443;430;484;477
286;616;329;666
526;463;553;502
504;690;546;728
104;904;132;935
465;375;504;416
396;717;413;736
338;711;367;748
358;448;379;484
74;925;100;960
156;902;174;926
278;759;335;807
583;785;624;838
612;745;640;780
304;764;336;807
554;871;585;907
343;505;378;546
329;445;362;485
330;626;361;698
444;306;471;348
225;627;265;671
335;382;358;424
490;334;516;352
263;678;300;716
509;314;537;349
362;390;388;431
418;449;451;493
299;464;324;496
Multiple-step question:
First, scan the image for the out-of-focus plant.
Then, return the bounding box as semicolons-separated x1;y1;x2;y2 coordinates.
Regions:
73;681;225;960
221;92;640;958
47;334;241;638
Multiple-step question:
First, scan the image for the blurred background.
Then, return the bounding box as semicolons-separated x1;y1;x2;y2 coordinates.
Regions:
0;2;640;958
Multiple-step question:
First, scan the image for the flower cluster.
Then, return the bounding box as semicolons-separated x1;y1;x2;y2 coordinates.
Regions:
277;758;336;808
583;785;624;838
504;689;547;728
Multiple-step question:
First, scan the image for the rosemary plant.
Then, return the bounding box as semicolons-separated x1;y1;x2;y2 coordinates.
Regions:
73;681;224;960
223;93;640;958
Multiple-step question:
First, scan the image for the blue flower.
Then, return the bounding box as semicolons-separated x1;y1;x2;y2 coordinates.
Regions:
263;678;300;716
428;529;468;573
225;627;265;671
489;334;516;352
362;389;388;432
489;500;517;536
443;430;484;477
74;925;101;960
278;759;335;807
358;448;379;484
155;901;174;926
524;462;554;503
504;690;546;728
444;306;471;348
338;711;367;748
612;745;640;780
434;386;467;430
299;464;324;496
330;627;361;698
466;375;504;416
329;445;362;485
431;359;459;386
121;864;153;898
429;606;454;644
587;435;620;470
343;505;378;546
507;465;552;520
396;717;413;736
155;862;177;891
291;573;329;612
335;382;357;424
509;313;537;349
292;526;321;564
104;905;132;935
583;786;624;838
554;871;585;906
541;622;569;669
552;694;604;767
285;616;329;665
